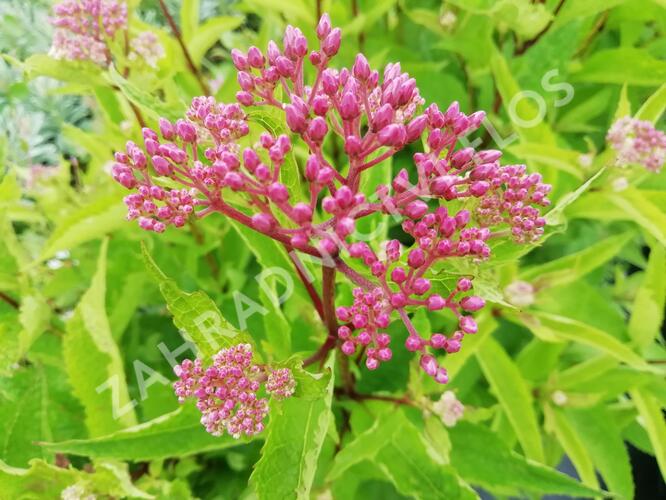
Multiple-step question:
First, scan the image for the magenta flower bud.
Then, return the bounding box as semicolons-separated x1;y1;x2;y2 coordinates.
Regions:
477;149;502;163
430;175;457;196
390;293;407;308
445;101;460;120
460;296;485;312
430;333;446;349
290;232;309;249
255;164;270;181
339;92;361;121
322;27;341;56
231;48;248;70
468;110;485;129
434;368;449;384
404;200;429;219
316;13;332;40
344;135;363;156
176;119;197;143
457;278;472;291
335;185;353;207
292;203;313;223
307;117;328;142
378;124;406;147
427;128;444;150
224;171;244;190
321;69;339;95
459;316;478;334
247;46;264;68
445;340;461;354
152;155;172;176
349;242;371;259
370;261;386;277
470;181;490;197
144;138;159;156
420;355;438;377
243;148;260;171
266;40;280;64
309;50;322;66
157;117;175;140
451;147;474;167
407;248;425;268
267;182;289;203
455;210;470;227
352;53;371;81
275;55;295;77
236;91;254;106
336;217;355;237
142;127;158;142
322;196;337;214
376;313;390;329
390;266;407;284
378;348;392;361
412;278;431;295
285;104;307;133
319;238;337;255
337;309;352;322
366;357;379;370
312;95;330;116
237;71;254;91
405;335;423;352
376;333;390;347
357;330;371;344
251;213;274;232
406;115;428;142
372;103;394;131
305;155;320;181
427;294;446;311
341;341;356;356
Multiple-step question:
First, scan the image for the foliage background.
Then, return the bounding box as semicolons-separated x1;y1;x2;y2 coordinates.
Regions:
0;0;665;498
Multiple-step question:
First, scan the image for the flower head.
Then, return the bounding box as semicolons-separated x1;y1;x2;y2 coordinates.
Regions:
607;116;666;172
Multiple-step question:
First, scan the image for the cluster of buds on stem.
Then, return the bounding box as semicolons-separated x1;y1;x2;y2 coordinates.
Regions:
173;344;295;438
607;116;666;173
50;0;163;67
112;14;551;385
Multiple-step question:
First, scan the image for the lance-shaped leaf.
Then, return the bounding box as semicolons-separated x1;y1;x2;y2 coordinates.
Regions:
630;387;666;481
63;239;137;436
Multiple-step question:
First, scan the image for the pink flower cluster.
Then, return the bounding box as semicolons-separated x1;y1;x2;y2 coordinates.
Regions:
173;344;295;438
50;0;162;67
607;116;666;172
113;14;551;384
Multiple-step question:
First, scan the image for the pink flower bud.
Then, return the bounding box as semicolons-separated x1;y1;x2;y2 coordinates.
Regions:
457;278;472;291
460;296;485;311
373;103;394;131
236;91;254;106
321;69;339;95
275;55;295;77
406;115;428;142
305;155;320;181
336;217;355;237
430;334;446;349
459;316;478;334
366;357;379;370
407;248;425;268
267;182;289;203
316;13;332;39
152;155;172;176
339;92;361;120
406;335;423;352
420;354;438;377
404;200;428;219
412;278;431;295
237;71;254;91
292;203;313;223
390;293;407;308
378;124;406;147
285;104;307;133
352;53;371;81
341;341;356;355
307;117;328;142
251;213;275;232
322;28;341;57
344;135;363;156
231;48;248;70
176;120;197;143
312;95;330;116
247;46;264;68
427;294;446;311
434;368;449;384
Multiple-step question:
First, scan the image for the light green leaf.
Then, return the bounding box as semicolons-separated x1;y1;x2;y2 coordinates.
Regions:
520;231;633;287
180;0;200;42
615;83;631;121
521;311;651;370
566;405;634;499
630;387;666;481
628;242;666;349
39;195;127;261
555;355;618;389
635;83;666;123
507;143;583;178
545;166;606;226
251;356;334;499
609;189;666;247
476;337;544;462
448;421;604;497
553;0;627;27
63;239;137;436
23;54;106;87
40;405;250;461
572;48;666;86
141;242;253;359
543;405;600;490
329;409;460;500
188;17;244;66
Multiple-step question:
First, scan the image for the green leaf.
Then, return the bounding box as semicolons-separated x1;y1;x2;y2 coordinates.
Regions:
520;311;652;370
545;166;606;226
507;143;583;179
188;17;244;66
39;195;127;261
609;189;666;247
448;421;604;497
141;242;252;359
520;231;633;288
543;405;599;490
0;459;150;499
180;0;200;42
565;405;634;499
635;83;666;123
553;0;627;27
329;410;460;500
40;405;251;461
476;337;544;462
63;239;137;436
630;387;666;481
23;54;106;87
628;241;666;349
250;356;334;499
572;48;666;86
107;66;184;122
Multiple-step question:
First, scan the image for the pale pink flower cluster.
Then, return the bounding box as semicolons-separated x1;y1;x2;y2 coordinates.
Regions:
113;14;551;384
173;344;295;438
607;116;666;172
50;0;163;68
432;390;464;427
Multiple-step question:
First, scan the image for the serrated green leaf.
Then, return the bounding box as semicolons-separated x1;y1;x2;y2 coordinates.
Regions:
250;356;334;499
63;239;137;436
448;421;604;497
141;242;252;359
476;337;544;462
40;405;251;461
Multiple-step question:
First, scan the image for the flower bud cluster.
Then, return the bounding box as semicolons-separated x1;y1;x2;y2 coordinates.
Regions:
50;0;163;68
113;14;552;386
173;344;295;438
607;116;666;172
